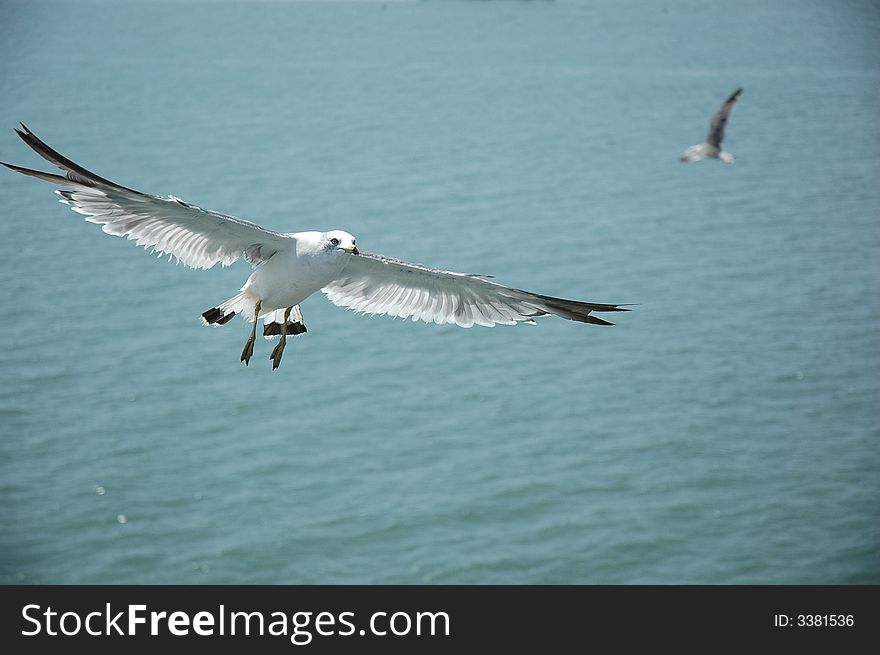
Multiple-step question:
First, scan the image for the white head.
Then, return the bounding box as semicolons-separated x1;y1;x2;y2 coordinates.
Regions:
323;230;359;256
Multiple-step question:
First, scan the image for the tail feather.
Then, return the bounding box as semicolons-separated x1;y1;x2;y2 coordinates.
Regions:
263;321;307;338
201;307;236;325
201;291;246;326
262;306;307;339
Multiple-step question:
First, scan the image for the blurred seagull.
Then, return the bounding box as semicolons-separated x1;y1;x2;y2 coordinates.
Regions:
2;124;629;369
680;87;743;164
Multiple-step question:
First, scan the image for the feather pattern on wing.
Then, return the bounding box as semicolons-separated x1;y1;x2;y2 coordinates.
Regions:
323;252;628;328
0;124;290;269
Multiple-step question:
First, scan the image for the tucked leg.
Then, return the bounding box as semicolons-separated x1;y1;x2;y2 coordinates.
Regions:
270;306;292;370
240;299;262;366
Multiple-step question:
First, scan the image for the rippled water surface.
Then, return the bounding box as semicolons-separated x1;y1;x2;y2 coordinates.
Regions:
0;0;878;583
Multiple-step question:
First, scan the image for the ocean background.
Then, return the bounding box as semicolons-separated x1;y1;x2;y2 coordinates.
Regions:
0;0;877;584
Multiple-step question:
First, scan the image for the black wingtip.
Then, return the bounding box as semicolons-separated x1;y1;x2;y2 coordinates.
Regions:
15;122;35;142
8;123;138;193
589;302;635;313
0;160;28;175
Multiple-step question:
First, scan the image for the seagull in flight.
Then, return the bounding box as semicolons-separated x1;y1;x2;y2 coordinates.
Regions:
2;125;629;369
680;88;743;164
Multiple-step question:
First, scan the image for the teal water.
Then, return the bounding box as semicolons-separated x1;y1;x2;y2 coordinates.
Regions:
0;0;878;584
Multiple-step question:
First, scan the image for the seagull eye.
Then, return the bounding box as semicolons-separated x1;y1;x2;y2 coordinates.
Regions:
330;238;340;246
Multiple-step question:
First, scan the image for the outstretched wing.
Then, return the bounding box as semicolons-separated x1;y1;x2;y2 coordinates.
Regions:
1;124;291;269
323;252;628;328
706;88;742;149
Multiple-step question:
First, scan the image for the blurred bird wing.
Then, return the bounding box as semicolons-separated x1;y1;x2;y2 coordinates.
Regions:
680;143;710;161
706;87;742;148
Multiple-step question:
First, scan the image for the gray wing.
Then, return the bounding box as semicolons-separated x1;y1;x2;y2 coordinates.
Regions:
706;87;743;148
323;252;628;328
1;124;290;269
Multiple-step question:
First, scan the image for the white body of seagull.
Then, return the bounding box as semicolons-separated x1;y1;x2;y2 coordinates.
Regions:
2;125;628;369
680;87;743;164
